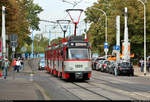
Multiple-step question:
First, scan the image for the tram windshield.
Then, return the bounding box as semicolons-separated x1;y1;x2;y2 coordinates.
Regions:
68;48;89;59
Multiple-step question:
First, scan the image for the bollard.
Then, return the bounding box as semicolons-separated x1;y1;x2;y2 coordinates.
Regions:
114;67;118;76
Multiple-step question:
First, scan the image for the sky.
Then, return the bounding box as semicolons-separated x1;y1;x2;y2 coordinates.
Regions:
33;0;97;40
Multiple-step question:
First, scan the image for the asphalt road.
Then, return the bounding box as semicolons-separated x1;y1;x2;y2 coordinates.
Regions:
29;58;150;100
1;58;150;100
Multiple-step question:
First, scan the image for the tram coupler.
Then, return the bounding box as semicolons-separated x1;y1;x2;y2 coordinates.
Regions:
75;72;83;79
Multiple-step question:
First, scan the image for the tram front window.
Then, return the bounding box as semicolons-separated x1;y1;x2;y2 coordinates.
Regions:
68;48;89;59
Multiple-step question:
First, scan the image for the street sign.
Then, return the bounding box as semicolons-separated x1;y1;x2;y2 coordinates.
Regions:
10;34;18;41
12;47;15;52
113;45;120;50
104;42;108;45
10;41;18;47
116;45;120;50
104;42;109;49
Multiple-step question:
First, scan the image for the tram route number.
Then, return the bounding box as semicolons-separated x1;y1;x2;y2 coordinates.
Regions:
75;43;87;46
70;42;87;47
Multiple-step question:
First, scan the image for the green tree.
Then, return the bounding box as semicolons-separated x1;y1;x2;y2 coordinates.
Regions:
85;0;150;58
0;0;43;58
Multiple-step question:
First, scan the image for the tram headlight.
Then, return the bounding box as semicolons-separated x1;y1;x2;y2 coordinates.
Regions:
70;43;74;46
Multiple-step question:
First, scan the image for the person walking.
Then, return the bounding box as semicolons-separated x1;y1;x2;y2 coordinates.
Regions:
16;59;21;72
147;59;150;72
11;58;17;71
139;58;144;72
20;58;24;71
2;58;10;79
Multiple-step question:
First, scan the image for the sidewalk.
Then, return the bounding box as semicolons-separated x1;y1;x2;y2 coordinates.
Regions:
0;59;43;100
134;65;150;77
0;78;39;100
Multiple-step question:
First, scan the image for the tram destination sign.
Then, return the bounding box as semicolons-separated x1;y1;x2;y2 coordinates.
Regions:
69;42;87;47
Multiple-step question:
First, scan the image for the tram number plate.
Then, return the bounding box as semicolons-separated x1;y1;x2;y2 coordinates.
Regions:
75;65;83;68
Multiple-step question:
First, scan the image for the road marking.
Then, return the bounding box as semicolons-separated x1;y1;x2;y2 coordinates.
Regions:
33;82;51;100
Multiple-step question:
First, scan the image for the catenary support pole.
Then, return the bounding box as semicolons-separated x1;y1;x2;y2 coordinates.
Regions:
2;6;6;59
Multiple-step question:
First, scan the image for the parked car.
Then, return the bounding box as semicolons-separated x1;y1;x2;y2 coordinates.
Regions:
92;57;105;70
117;62;134;76
101;60;111;72
38;59;46;70
95;60;105;71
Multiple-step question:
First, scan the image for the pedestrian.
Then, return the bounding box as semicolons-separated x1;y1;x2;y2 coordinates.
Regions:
147;59;150;72
20;58;24;71
139;58;144;72
11;58;17;71
16;59;21;72
25;53;28;60
2;58;10;79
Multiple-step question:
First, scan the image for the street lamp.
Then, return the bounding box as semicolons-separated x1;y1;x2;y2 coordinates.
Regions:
138;0;147;76
90;7;108;59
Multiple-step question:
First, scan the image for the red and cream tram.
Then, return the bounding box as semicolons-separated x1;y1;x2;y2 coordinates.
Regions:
45;36;92;80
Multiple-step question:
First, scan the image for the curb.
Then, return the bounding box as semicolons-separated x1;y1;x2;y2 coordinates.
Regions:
135;74;150;77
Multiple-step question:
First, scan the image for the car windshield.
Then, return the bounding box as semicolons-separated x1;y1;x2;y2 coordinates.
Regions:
120;62;131;67
104;61;110;65
40;59;45;64
40;61;45;63
98;60;103;63
68;48;89;59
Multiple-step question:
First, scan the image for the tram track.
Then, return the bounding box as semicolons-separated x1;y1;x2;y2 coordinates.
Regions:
91;77;150;100
93;75;150;95
24;59;112;100
71;81;112;100
92;71;150;97
26;59;150;100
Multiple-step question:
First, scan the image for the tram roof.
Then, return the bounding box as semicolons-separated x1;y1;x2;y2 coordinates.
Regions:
45;36;89;51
